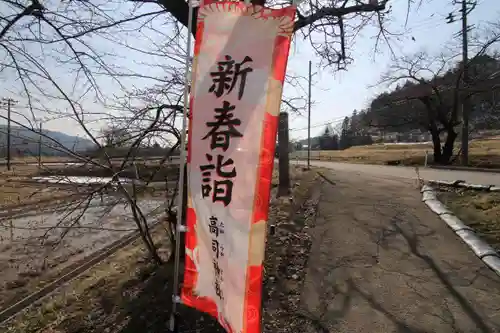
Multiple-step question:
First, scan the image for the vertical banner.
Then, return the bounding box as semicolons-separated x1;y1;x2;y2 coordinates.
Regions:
182;2;295;332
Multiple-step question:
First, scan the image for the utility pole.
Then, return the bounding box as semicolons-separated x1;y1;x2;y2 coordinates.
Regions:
1;98;17;171
460;0;472;166
447;0;476;166
307;60;312;170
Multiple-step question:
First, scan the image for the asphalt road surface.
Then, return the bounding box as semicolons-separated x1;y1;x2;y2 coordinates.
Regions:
300;170;500;333
297;160;500;186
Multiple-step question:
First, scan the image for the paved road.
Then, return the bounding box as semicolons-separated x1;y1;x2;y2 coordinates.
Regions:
300;170;500;333
297;160;500;186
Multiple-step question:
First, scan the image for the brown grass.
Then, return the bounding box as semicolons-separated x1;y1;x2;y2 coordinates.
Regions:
38;162;180;182
0;181;76;208
298;138;500;168
0;157;74;165
0;165;76;208
0;160;176;208
437;189;500;251
2;156;171;166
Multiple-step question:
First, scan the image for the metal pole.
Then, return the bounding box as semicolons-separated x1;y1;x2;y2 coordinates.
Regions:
7;99;11;171
307;60;312;170
461;0;470;166
170;1;194;331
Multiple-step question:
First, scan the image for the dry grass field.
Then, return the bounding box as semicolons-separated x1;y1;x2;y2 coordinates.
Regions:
0;165;78;208
292;138;500;168
0;156;74;165
438;188;500;251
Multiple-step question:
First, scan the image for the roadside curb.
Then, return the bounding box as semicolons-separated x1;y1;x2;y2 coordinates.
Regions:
421;184;500;277
427;179;500;192
429;165;500;174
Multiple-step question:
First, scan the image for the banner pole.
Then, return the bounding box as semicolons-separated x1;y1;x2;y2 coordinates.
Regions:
169;0;195;331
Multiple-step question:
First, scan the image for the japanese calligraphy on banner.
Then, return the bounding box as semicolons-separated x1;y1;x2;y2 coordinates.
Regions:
181;2;295;333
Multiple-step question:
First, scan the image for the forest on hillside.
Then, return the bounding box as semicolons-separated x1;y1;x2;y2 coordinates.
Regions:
296;52;500;164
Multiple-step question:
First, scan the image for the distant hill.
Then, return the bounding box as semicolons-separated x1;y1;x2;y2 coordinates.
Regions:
0;125;96;157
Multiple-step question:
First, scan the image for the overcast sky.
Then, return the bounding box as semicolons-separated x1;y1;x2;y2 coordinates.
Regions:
1;0;500;143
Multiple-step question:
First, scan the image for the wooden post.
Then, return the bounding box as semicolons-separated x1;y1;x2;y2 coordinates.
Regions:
38;122;42;170
9;219;13;242
277;112;290;197
7;99;11;171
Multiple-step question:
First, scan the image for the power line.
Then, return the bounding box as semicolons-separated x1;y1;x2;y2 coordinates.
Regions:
290;116;346;132
407;17;447;32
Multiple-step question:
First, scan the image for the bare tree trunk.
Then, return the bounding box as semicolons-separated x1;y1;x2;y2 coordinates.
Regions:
430;129;443;164
129;194;163;265
442;128;457;165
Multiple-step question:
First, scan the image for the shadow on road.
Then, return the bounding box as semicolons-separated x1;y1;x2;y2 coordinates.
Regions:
298;172;500;333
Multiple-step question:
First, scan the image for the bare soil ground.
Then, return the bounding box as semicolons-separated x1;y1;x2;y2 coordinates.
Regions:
295;138;500;168
0;160;178;311
0;195;164;311
0;165;323;333
437;188;500;252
